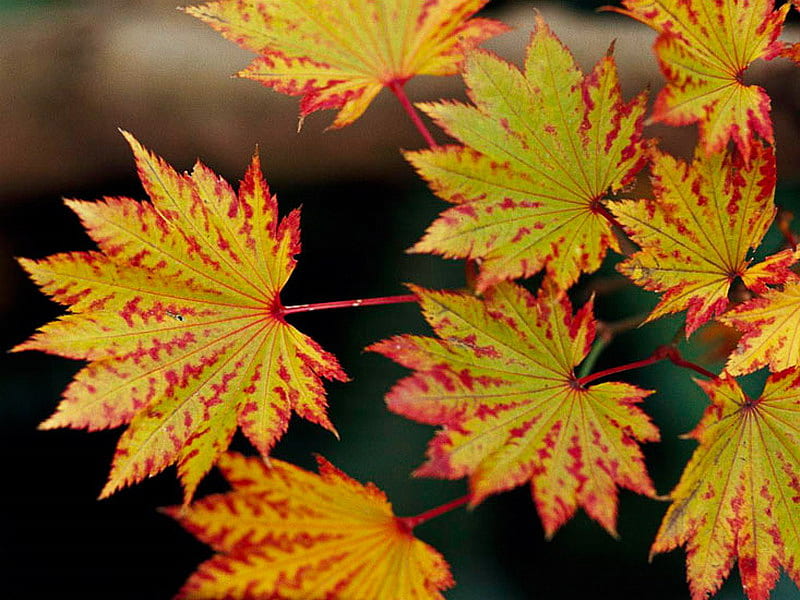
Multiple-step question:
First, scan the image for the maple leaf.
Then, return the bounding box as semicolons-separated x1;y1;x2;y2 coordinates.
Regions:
612;142;796;337
718;280;800;375
164;452;454;599
368;280;659;538
184;0;508;128
610;0;789;160
14;132;347;502
651;372;800;600
406;13;648;291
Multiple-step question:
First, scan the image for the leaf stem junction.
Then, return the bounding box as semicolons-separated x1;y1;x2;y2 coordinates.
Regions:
387;79;438;149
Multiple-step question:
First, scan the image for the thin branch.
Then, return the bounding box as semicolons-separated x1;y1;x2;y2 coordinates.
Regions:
578;344;717;386
388;79;438;149
577;336;610;379
397;494;471;533
576;312;648;379
281;294;417;316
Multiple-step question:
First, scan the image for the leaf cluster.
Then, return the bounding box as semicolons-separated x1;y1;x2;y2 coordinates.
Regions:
14;1;800;599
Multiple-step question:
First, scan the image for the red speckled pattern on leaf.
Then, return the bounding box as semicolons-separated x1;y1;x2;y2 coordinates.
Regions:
652;372;800;600
185;0;508;128
612;0;789;160
15;132;347;501
368;280;659;538
407;13;648;291
719;280;800;375
166;453;453;599
612;141;796;337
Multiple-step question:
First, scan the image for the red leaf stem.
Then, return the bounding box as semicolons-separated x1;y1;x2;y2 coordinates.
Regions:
281;294;418;316
577;345;717;386
397;494;471;533
388;79;438;149
594;201;626;233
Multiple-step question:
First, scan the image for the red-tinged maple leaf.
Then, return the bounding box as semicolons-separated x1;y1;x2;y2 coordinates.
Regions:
368;280;659;538
184;0;508;128
651;372;800;600
612;142;796;337
717;280;800;375
164;452;454;600
610;0;789;160
14;132;347;502
406;13;648;292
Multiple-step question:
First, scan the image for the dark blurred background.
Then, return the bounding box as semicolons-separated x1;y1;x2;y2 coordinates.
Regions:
2;1;800;598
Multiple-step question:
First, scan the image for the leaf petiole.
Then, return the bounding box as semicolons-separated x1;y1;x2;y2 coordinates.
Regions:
577;345;717;386
577;336;610;379
387;79;438;149
577;313;649;378
593;200;626;232
397;494;471;532
281;293;418;316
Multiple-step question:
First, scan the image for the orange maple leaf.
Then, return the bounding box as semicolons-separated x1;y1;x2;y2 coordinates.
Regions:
165;452;454;600
14;132;346;501
406;13;648;291
610;0;789;160
369;280;659;538
612;142;796;337
652;373;800;600
185;0;508;128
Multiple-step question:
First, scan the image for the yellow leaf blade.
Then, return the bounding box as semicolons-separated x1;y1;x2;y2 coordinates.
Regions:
652;373;800;600
719;280;800;375
185;0;507;127
166;453;454;599
369;281;658;538
408;14;647;290
17;133;347;500
613;0;789;159
613;142;791;337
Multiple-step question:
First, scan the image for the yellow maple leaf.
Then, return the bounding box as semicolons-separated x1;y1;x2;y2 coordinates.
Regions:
611;0;789;160
612;142;796;337
718;280;800;375
406;13;648;291
185;0;508;128
165;452;454;599
14;132;347;501
369;280;659;538
652;373;800;600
